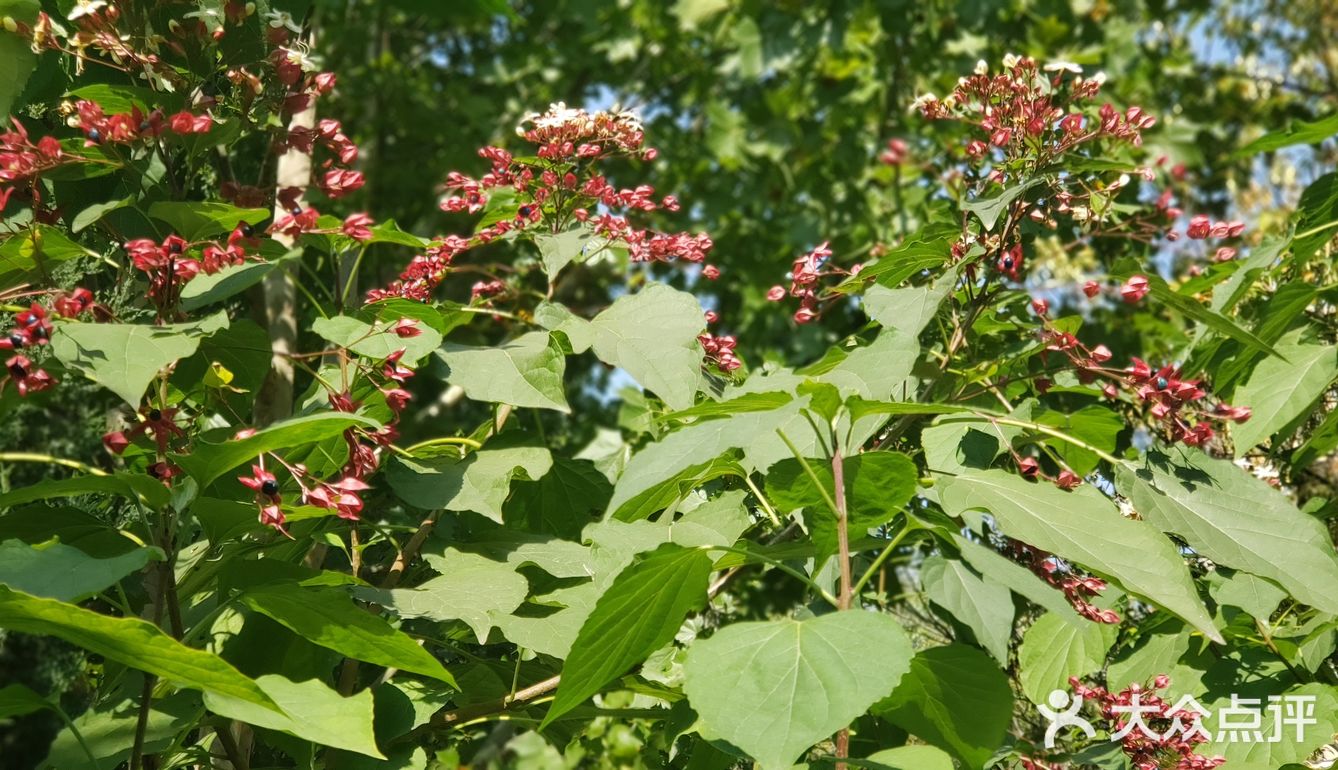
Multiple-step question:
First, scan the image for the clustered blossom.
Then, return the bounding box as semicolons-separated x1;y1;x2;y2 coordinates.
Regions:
698;332;741;372
764;241;862;324
227;319;420;533
71;99;212;147
911;56;1178;291
1034;302;1250;448
1067;676;1226;770
367;103;713;302
103;406;187;457
1006;538;1119;624
124;226;262;315
0;301;70;398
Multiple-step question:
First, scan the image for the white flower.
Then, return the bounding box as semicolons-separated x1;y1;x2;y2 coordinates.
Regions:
67;0;107;21
1002;52;1021;69
909;92;938;112
264;10;301;33
974;59;988;75
1044;60;1083;74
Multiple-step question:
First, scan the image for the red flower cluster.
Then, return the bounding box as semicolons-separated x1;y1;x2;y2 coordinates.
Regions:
0;119;66;215
698;332;741;372
765;242;862;324
879;138;909;166
0;303;60;398
367;103;711;302
73;99;211;148
1034;302;1249;447
1068;676;1225;770
914;57;1174;290
238;464;287;535
1006;538;1119;624
916;56;1150;157
103;406;187;457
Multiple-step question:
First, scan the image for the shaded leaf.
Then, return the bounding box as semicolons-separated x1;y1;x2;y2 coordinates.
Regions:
239;583;457;686
0;540;159;602
938;470;1221;642
0;585;278;710
874;644;1013;770
1116;448;1338;616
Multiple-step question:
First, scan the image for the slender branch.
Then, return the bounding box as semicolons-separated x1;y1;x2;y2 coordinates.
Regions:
831;441;852;770
850;521;913;597
214;724;250;770
381;513;438;590
128;674;156;770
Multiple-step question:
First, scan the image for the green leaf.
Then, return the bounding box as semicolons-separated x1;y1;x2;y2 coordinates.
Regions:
0;0;38;117
1138;272;1282;360
547;544;712;725
0;540;159;602
146;201;269;240
920;557;1013;665
606;396;804;519
874;644;1013;770
1016;612;1117;704
1230;329;1338;454
1034;404;1122;476
0;225;100;288
0;585;279;711
386;443;552;522
682;611;913;770
51;312;229;406
355;548;529;643
1292;172;1338;262
0;683;50;718
180;251;299;311
962;178;1042;230
174;412;381;487
366;218;429;248
40;692;201;770
1116;448;1338;616
238;583;456;686
535;227;600;276
1106;623;1198;694
1210;571;1287;620
203;675;385;759
859;746;956;770
313;313;444;364
437;332;570;412
833;221;956;292
1201;683;1338;770
589;283;705;411
864;284;944;338
937;470;1222;643
766;451;917;557
65;83;173;114
504;456;612;538
669;489;753;548
0;473;170;509
1235;112;1338;156
952;535;1084;624
1211;235;1287;314
71;198;132;233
